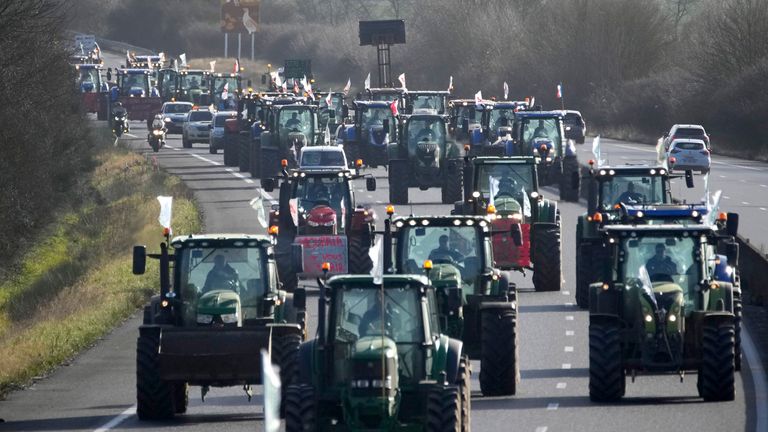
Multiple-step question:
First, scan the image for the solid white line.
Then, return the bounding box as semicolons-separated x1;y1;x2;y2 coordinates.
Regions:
565;330;574;336
556;382;567;389
562;291;570;295
742;202;750;205
565;315;574;321
562;363;571;369
226;168;255;184
190;153;222;166
546;403;559;410
742;327;768;432
535;427;548;432
723;195;731;199
93;405;136;432
564;346;574;352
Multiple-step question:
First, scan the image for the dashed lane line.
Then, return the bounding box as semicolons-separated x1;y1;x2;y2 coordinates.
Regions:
565;330;574;336
562;291;570;295
564;346;574;352
565;315;574;321
562;363;572;369
546;403;559;411
556;382;567;389
535;427;548;432
93;405;136;432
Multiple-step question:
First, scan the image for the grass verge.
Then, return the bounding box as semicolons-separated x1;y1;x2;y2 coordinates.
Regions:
0;130;201;397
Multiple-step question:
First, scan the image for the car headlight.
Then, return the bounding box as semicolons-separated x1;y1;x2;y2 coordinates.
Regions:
164;117;172;122
220;313;238;324
196;314;213;324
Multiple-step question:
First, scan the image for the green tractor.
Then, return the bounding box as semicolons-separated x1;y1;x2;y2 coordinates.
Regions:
284;274;471;431
588;219;740;402
388;113;464;204
454;155;562;292
131;233;306;420
385;212;520;396
258;102;323;179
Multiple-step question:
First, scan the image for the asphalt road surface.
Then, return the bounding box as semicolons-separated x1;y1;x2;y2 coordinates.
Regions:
0;123;764;432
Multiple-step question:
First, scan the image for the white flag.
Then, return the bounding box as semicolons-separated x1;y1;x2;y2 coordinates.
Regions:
325;89;333;108
261;348;281;432
474;90;483;104
364;73;371;90
157;196;173;234
398;73;406;90
221;82;229;101
249;192;268;229
325;125;331;145
701;172;710;204
179;53;187;67
638;265;658;308
289;198;299;227
448;75;454;93
488;176;499;206
369;234;384;285
707;190;722;225
591;135;601;165
522;186;532;217
209;60;216;73
343;78;351;95
503;81;509;100
656;137;666;166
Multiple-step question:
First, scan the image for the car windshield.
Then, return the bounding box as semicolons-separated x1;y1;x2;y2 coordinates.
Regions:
621;236;701;314
675;128;705;137
181;73;208;90
300;150;346;168
489;108;515;129
361;106;393;127
177;246;268;324
399;225;482;291
189;111;213;122
522;117;561;143
280;108;313;133
295;176;348;224
408;118;445;144
563;114;582;126
673;141;704;150
600;174;666;207
412;95;444;112
164;104;192;114
476;163;535;206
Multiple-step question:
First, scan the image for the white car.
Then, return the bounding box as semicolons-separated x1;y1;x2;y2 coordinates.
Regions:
182;109;214;149
667;139;711;174
298;146;349;171
663;124;710;150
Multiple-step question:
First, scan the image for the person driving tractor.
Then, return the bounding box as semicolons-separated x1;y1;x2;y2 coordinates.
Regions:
202;254;240;293
285;112;302;129
616;182;645;205
358;293;401;337
429;235;465;262
646;244;678;281
533;120;548;138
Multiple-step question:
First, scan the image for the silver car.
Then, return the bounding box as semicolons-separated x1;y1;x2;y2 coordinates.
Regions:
299;146;349;171
667;139;711;174
209;111;236;154
182;109;213;149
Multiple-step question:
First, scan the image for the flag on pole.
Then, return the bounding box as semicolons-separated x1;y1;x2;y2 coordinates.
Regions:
390;100;399;117
325;125;332;145
448;76;454;93
233;58;240;73
179;53;187;67
488;176;499;206
529;96;536;107
261;348;281;432
522;187;532;217
398;73;406;90
157;196;173;235
474;90;483;104
556;82;563;99
369;235;384;285
249;192;268;229
638;265;658;308
364;73;371;90
325;89;333;108
209;60;216;73
343;78;351;95
591;135;601;166
503;81;509;100
221;82;229;101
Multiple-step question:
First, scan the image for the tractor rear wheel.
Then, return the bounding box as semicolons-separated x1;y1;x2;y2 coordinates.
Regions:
238;138;250;172
272;332;302;418
249;141;261;178
575;244;590;308
136;333;175;420
223;138;238;166
182;137;191;149
389;159;409;204
559;156;580;202
698;321;735;401
532;225;562;292
441;159;464;204
589;321;625;402
734;297;742;371
456;356;472;432
479;307;518;396
261;148;280;180
173;382;188;414
285;384;316;432
348;234;373;274
426;385;461;432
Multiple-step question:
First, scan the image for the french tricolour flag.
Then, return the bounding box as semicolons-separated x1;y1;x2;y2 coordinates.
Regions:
556;83;563;99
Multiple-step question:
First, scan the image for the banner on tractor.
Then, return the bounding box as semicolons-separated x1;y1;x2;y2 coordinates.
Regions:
295;235;348;277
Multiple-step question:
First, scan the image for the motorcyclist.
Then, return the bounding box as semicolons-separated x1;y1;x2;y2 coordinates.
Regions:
112;102;128;132
149;114;167;140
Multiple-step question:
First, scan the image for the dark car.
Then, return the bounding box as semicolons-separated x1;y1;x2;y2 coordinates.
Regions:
561;110;586;144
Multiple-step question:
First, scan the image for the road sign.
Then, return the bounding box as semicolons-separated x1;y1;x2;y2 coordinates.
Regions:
220;0;260;34
283;59;311;79
74;34;96;52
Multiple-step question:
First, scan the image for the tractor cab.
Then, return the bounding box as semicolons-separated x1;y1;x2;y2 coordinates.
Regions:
75;64;104;93
130;55;164;70
485;101;519;144
176;69;211;104
448;99;486;141
315;91;347;130
365;87;406;111
512;111;566;164
156;68;178;102
404;90;450;115
116;68;152;97
211;72;243;110
586;165;672;223
462;156;540;220
340;100;398;167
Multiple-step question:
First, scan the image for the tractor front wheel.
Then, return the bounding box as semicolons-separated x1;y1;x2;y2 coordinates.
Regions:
589;320;625;402
441;159;464;204
136;333;175;420
456;356;472;432
575;244;590;308
348;234;373;274
272;332;302;418
698;321;735;401
173;382;188;414
559;156;580;202
426;385;461;432
532;225;562;292
479;307;518;396
285;384;316;432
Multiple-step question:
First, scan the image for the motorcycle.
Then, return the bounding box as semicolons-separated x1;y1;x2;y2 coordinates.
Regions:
148;127;166;152
112;112;128;137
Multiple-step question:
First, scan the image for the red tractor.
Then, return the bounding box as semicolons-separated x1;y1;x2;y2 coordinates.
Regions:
261;162;378;290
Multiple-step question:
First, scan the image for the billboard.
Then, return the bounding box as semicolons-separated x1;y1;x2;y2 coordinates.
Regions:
220;0;260;34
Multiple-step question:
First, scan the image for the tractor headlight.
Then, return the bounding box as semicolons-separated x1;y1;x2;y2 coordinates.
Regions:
114;117;119;121
220;313;238;324
668;314;677;322
371;376;392;389
350;379;370;388
197;314;214;324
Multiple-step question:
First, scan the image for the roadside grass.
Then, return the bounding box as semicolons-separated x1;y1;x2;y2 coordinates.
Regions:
0;131;201;397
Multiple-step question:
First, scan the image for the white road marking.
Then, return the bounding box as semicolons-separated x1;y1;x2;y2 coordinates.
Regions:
556;382;567;389
562;291;570;295
190;153;222;166
535;427;548;432
93;405;136;432
761;184;767;188
565;330;574;336
723;195;731;199
375;200;383;204
742;201;750;205
562;363;571;369
742;327;768;432
760;208;767;211
546;403;559;410
564;346;574;352
124;133;139;138
225;168;255;184
719;175;726;178
565;315;574;321
564;302;574;307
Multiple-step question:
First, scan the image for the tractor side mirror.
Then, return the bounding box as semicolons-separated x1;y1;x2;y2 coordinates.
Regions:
132;245;147;275
261;177;276;192
511;225;523;247
685;170;694;188
261;74;267;85
446;287;463;312
291;244;304;273
726;212;739;237
293;287;307;310
725;242;739;264
571;170;581;190
366;177;377;191
383;118;390;130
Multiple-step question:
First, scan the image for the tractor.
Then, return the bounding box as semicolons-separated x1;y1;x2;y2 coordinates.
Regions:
403;90;450;115
364;87;406;108
131;233;306;420
156;68;179;102
211;72;243;111
74;63;105;114
315;90;347;132
448;99;483;142
103;69;162;123
509;110;580;202
337;100;398;168
454;156;563;292
285;273;471;431
175;69;212;105
387;113;464;204
261;165;377;291
384;211;520;396
588;217;740;402
256;102;322;179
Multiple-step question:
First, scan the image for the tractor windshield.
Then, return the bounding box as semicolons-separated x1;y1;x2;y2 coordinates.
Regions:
320;94;343;111
294;175;349;228
407;118;446;145
600;174;667;208
120;73;149;95
476;163;535;206
176;246;269;325
279;108;314;135
213;76;240;108
77;69;100;92
180;72;208;91
370;91;400;102
361;106;394;128
489;108;515;130
521;117;561;145
398;225;482;292
412;95;445;113
455;105;476;125
620;235;701;313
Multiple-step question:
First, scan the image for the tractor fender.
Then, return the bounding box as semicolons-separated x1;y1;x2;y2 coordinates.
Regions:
350;207;375;234
446;141;463;159
297;339;317;385
707;281;735;312
478;301;516;312
537;199;559;224
138;324;162;339
261;130;277;150
531;221;559;231
470;127;484;146
701;311;735;327
445;337;464;384
386;142;401;160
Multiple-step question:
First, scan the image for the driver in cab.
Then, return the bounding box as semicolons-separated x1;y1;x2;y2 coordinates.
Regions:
202;254;240;293
646;244;678;281
359;294;401;337
533;120;548;138
285;112;302;130
429;235;464;262
616;182;645;205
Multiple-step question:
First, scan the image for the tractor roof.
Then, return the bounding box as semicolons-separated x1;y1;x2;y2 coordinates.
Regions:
75;64;102;70
368;88;404;93
590;165;670;178
403;113;449;121
288;167;357;178
326;274;431;288
170;234;272;248
619;204;709;221
179;69;209;75
354;100;392;108
212;72;241;78
602;223;718;235
119;68;152;74
472;156;537;166
406;90;450;96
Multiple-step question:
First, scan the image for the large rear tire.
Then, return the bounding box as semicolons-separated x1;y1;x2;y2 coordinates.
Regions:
575;243;590;308
223;136;238;167
348;234;373;274
238;137;250;172
698;321;735;401
559;156;580;202
456;356;471;432
479;307;518;396
389;159;409;204
250;140;261;178
426;386;461;432
173;383;188;414
532;225;562;292
441;159;464;204
261;148;280;180
136;333;175;420
272;333;302;418
589;321;625;402
734;297;742;371
285;384;316;432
